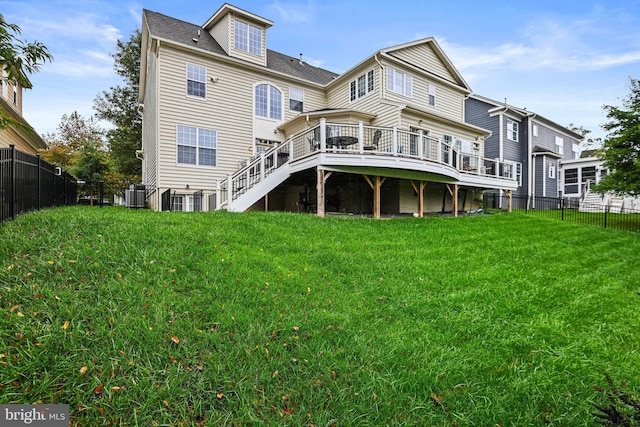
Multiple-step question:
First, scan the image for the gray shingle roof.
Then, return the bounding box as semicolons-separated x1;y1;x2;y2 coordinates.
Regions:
143;9;338;86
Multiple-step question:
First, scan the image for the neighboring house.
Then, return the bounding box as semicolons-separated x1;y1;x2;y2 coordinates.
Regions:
562;152;640;212
465;94;583;206
0;73;46;155
139;3;521;216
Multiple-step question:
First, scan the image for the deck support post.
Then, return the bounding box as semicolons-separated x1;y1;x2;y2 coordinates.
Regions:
317;168;325;217
447;184;459;217
410;180;426;217
264;193;269;211
506;190;512;213
316;168;332;217
364;175;387;219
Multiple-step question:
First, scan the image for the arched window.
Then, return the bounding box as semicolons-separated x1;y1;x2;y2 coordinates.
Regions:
255;84;282;120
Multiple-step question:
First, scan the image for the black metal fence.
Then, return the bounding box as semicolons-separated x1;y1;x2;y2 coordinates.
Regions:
1;145;77;223
484;193;640;233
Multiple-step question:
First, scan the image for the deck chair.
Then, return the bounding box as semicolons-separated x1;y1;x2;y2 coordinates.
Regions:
365;129;381;150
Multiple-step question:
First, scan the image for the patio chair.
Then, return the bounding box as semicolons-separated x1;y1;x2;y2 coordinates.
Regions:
364;129;381;151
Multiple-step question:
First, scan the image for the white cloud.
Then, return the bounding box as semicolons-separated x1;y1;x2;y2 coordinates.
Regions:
268;0;314;24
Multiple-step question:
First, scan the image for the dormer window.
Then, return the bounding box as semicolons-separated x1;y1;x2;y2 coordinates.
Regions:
234;19;261;55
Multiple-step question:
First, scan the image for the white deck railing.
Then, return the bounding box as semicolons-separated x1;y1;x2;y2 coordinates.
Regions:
217;120;520;210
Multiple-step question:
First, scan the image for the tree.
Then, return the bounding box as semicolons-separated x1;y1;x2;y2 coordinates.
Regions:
0;13;52;130
40;111;107;179
593;78;640;196
93;29;142;186
567;123;603;152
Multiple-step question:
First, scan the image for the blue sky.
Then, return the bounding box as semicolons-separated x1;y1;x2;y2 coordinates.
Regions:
2;0;640;141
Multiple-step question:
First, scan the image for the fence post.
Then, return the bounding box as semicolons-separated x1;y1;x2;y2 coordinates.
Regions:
37;154;42;210
9;144;16;221
604;205;608;229
99;181;104;208
561;198;565;221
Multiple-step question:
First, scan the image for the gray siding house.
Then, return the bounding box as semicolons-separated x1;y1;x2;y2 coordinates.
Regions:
465;95;583;205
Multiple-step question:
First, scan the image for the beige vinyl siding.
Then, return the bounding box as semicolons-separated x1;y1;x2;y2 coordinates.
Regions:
141;43;159;194
389;43;458;84
207;13;230;54
156;47;250;190
154;45;328;190
0;127;36;154
327;65;381;113
382;59;465;123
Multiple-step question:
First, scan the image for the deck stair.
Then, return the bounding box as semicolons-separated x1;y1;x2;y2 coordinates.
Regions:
579;189;605;212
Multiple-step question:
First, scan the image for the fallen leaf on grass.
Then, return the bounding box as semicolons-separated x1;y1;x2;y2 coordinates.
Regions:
163;400;170;408
430;393;443;406
62;320;70;330
171;335;180;344
94;385;104;395
10;304;22;312
79;366;87;375
216;392;224;399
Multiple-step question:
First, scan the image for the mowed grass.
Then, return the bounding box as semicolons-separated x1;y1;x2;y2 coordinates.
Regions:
1;207;639;426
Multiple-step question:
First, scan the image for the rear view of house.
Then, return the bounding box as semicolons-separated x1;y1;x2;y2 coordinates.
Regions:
138;3;521;216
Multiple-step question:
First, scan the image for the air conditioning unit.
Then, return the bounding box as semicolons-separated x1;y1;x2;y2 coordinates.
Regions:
125;188;146;208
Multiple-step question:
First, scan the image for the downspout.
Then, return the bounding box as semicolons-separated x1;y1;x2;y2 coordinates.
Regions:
498;113;504;208
374;54;385;100
526;112;537;209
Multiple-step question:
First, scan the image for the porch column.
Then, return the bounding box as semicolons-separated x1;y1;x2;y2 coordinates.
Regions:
358;121;364;153
317;168;325;217
264;193;269;212
319;118;327;151
506;190;512;213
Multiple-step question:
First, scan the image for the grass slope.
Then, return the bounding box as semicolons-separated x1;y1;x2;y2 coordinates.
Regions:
1;207;639;426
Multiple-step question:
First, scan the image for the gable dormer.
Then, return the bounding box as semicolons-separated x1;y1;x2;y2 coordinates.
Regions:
203;3;273;67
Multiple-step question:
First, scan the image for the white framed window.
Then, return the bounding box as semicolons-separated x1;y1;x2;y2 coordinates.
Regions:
532;124;538;137
572;143;580;159
234;20;262;55
171;195;184;211
289;86;304;112
555;136;564;155
548;161;555;179
516;163;522;187
428;84;436;106
386;67;412;97
506;119;519;142
349;69;374;101
176;125;217;166
170;194;202;212
186;64;206;98
255;84;282;120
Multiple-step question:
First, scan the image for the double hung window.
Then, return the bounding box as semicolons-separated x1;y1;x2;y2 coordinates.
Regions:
177;125;217;166
187;64;206;98
555;136;564;155
386;67;412;97
289;86;304;112
506;119;519;142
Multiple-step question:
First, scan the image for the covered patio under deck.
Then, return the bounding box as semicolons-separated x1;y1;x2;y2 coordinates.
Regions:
217;119;519;217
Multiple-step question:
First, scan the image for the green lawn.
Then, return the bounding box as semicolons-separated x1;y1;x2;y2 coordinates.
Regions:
1;207;639;426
